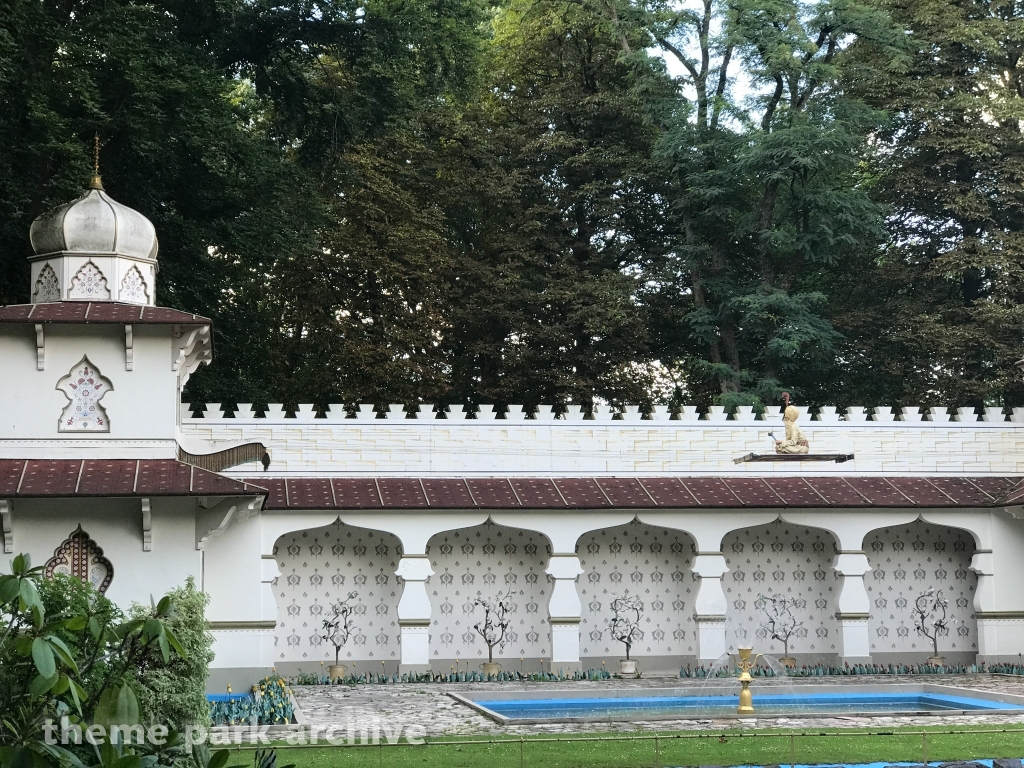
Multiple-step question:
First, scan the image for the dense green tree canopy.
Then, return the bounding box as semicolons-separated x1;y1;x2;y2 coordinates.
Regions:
2;0;1022;411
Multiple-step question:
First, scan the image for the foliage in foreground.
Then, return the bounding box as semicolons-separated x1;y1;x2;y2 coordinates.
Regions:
0;554;233;768
131;576;215;730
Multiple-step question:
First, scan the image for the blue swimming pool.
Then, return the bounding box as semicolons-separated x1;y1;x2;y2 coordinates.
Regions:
462;689;1024;722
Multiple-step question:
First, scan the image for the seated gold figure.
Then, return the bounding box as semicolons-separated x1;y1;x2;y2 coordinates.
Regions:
775;405;809;454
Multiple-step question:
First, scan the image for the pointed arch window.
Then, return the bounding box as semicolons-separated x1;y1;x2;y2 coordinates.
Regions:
44;526;114;594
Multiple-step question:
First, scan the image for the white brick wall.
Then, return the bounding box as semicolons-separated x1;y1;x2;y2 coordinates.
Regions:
180;405;1024;477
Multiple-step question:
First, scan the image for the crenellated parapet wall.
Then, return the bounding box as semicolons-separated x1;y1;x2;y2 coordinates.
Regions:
180;403;1024;477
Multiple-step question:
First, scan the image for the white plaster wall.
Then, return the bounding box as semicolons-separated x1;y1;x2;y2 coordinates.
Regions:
0;497;200;608
722;520;840;657
184;416;1024;477
272;522;402;667
426;523;551;665
0;324;178;455
577;521;698;660
863;521;977;656
204;512;264;623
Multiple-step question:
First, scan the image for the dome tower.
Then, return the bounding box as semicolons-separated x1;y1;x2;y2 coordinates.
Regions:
28;169;158;306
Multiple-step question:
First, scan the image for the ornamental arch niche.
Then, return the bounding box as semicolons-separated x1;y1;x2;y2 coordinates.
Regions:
273;520;402;665
426;521;551;665
45;526;113;595
56;357;112;432
33;263;60;302
722;520;840;661
862;520;977;661
68;260;110;300
577;520;698;665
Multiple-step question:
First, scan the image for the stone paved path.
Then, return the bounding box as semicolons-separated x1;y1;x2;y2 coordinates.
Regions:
291;674;1024;738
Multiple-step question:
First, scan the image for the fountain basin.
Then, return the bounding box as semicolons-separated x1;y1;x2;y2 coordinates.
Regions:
451;684;1024;723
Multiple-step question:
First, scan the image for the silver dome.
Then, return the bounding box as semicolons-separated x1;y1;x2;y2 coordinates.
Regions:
30;183;158;262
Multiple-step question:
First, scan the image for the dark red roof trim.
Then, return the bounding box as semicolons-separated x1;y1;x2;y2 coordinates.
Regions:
237;476;1020;510
0;302;210;325
0;460;264;498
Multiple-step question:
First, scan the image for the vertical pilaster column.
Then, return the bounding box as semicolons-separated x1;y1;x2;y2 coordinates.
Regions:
692;553;729;661
260;553;281;666
834;552;872;663
396;555;434;669
546;554;584;665
970;549;1002;660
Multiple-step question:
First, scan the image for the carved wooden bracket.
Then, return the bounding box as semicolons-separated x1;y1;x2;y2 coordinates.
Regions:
141;497;151;551
35;324;44;371
0;500;11;554
195;496;263;550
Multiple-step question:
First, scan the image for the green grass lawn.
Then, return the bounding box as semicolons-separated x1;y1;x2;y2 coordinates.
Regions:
224;724;1024;768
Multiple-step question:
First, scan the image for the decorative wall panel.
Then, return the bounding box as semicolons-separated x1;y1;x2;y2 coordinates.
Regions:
864;521;977;655
722;521;840;656
273;522;402;665
119;266;149;304
427;523;551;664
577;521;698;659
57;357;112;432
33;263;60;303
68;261;110;300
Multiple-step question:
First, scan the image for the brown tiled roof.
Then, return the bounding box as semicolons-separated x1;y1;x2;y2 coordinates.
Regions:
0;302;210;325
0;460;264;498
238;476;1020;510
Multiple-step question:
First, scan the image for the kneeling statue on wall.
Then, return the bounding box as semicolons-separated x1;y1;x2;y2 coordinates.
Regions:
775;406;809;454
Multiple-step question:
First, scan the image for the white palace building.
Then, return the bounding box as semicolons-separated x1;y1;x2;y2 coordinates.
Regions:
5;179;1024;689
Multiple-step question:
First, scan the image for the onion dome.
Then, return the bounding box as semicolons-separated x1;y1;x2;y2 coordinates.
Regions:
30;177;158;261
27;177;158;305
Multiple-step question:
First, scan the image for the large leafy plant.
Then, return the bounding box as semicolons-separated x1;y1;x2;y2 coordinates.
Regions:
0;554;186;768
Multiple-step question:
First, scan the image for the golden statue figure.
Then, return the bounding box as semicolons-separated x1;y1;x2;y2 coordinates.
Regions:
735;646;763;714
775;405;809;454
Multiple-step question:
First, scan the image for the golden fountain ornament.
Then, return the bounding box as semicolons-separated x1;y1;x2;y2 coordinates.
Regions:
735;646;764;714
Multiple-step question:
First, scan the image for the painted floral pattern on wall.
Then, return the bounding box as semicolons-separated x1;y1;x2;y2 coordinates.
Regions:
119;265;149;304
274;522;402;664
68;261;110;300
56;357;112;432
577;521;697;659
427;523;551;664
722;520;840;656
33;263;60;302
864;522;977;655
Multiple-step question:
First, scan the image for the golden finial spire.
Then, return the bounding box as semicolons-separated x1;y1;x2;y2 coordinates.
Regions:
89;134;104;190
